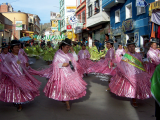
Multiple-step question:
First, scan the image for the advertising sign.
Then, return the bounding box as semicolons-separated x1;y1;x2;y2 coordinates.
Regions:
67;25;72;31
66;6;76;13
16;21;22;30
122;19;134;32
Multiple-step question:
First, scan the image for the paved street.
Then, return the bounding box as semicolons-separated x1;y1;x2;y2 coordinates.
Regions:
0;58;156;120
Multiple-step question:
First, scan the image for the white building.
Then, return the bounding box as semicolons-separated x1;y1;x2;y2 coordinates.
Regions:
86;0;110;41
59;0;76;32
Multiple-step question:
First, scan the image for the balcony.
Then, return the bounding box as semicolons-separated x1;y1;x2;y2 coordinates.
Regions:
87;11;110;28
102;0;125;11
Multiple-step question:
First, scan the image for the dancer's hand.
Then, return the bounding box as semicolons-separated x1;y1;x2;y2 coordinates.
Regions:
62;63;69;67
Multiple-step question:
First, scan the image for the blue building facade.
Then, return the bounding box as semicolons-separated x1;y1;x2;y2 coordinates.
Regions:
102;0;155;47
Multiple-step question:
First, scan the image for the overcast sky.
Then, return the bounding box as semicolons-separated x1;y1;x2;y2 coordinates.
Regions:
1;0;60;23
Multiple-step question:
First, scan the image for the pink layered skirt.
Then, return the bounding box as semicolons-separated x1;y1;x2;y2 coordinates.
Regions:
0;75;40;103
78;59;95;74
44;68;87;101
109;70;152;99
144;62;157;78
87;59;116;76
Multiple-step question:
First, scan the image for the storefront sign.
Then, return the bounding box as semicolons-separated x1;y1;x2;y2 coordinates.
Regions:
76;23;83;27
67;25;72;31
150;1;160;11
15;21;22;30
51;27;58;30
31;34;66;41
122;19;134;32
149;1;160;16
68;16;78;25
75;26;82;34
66;6;76;13
0;24;4;32
136;0;147;7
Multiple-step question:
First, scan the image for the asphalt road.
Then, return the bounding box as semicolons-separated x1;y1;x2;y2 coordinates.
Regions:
0;58;156;120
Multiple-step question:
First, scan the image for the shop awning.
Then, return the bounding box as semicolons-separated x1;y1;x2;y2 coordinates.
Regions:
21;30;34;34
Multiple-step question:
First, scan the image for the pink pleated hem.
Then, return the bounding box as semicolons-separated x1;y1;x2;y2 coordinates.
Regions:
109;72;152;100
44;90;86;101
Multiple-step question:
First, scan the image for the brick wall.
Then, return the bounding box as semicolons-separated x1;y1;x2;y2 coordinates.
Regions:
0;4;8;12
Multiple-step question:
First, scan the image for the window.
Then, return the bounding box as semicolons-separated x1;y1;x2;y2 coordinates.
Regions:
137;6;145;15
77;0;80;7
115;9;120;23
82;10;86;23
77;14;81;23
88;5;92;18
82;0;85;3
125;3;132;19
95;0;100;14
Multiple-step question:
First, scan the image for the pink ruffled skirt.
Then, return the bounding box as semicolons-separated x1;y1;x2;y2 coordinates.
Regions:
44;71;87;101
87;59;116;76
109;71;152;99
78;59;95;74
0;75;40;103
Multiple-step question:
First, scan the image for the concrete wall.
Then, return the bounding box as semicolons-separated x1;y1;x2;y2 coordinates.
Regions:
2;12;28;25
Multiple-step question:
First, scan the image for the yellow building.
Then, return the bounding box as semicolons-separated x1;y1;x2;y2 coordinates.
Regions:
2;12;31;40
50;13;60;35
2;12;40;40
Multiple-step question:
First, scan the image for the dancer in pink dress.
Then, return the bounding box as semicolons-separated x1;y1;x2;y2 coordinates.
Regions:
0;43;10;62
147;38;160;76
115;42;125;63
19;42;29;62
0;43;10;83
0;40;41;112
78;44;94;74
87;39;115;76
109;40;152;107
43;38;87;111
